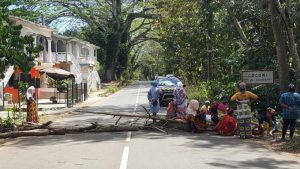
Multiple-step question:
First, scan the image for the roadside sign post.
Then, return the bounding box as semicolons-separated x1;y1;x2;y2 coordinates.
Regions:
241;70;274;84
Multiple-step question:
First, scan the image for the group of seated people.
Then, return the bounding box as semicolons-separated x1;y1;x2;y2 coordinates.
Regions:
166;98;278;137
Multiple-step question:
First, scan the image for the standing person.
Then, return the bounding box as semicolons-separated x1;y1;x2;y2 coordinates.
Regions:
279;84;300;141
231;82;258;105
26;86;39;123
231;82;258;139
148;80;160;122
174;82;188;119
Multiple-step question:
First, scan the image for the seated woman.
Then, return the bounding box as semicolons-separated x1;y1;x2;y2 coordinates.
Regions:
257;108;278;137
173;82;188;119
166;100;176;119
187;100;206;132
216;109;237;136
209;101;219;125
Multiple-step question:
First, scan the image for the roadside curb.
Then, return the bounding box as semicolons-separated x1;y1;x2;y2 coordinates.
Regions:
41;90;110;116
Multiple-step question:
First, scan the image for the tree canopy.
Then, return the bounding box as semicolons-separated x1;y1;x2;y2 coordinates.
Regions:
6;0;300;96
0;0;41;78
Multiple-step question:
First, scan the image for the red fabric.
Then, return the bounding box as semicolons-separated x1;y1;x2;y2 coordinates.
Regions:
30;67;40;78
4;87;19;102
16;68;23;75
217;115;237;135
217;103;228;113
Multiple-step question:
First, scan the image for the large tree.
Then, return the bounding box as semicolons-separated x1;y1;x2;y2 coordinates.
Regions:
11;0;157;82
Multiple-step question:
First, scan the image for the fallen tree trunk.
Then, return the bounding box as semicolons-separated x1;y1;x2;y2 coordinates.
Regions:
0;129;49;139
75;110;188;124
0;123;143;139
18;121;53;131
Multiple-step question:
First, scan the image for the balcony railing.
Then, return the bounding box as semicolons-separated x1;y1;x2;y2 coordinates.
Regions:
51;52;82;84
79;55;97;65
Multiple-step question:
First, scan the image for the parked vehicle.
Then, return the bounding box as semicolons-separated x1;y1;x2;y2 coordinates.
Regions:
157;77;180;107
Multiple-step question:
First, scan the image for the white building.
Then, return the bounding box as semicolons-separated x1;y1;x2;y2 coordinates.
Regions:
1;16;101;92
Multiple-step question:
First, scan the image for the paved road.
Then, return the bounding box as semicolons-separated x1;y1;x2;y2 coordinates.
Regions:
0;82;299;169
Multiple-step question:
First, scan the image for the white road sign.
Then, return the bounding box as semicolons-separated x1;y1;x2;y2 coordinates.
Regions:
241;70;274;84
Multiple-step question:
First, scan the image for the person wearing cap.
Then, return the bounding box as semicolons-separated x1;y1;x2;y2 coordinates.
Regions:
147;80;160;122
26;86;39;123
258;108;278;137
279;84;300;141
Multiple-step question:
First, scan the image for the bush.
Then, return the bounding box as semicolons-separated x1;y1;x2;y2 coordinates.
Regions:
0;117;17;129
251;84;280;114
186;80;236;104
108;85;119;93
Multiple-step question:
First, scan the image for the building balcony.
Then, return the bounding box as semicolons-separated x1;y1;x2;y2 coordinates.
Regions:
79;55;97;65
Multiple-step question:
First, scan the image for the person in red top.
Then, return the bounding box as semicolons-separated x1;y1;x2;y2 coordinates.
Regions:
216;109;237;136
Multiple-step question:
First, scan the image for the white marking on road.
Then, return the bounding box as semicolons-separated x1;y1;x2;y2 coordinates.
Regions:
133;86;141;112
126;131;132;142
119;146;130;169
120;86;141;169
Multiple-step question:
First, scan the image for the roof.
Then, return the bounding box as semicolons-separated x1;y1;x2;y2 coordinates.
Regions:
9;16;57;32
9;15;100;49
53;34;100;49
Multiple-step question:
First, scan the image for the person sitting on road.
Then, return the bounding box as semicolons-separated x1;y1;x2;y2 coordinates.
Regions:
257;108;278;137
209;101;219;125
216;109;237;136
173;82;188;119
148;80;160;122
166;100;176;119
200;100;210;115
187;100;207;132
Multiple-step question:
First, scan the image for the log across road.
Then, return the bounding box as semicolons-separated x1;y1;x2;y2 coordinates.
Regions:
0;81;300;169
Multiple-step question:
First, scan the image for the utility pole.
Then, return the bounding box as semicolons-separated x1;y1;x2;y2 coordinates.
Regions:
42;14;47;63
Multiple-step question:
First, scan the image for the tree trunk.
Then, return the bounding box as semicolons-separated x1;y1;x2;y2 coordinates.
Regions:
105;32;121;82
205;0;214;81
0;129;49;139
282;0;300;91
220;0;251;46
268;0;289;93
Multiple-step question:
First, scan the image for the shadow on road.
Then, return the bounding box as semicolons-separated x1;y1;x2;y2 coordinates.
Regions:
207;157;298;169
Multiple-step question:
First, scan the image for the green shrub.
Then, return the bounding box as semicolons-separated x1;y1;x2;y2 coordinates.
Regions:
108;86;119;93
251;84;280;114
0;117;17;129
186;80;236;103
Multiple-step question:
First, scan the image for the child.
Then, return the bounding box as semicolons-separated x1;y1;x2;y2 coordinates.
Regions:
258;108;278;136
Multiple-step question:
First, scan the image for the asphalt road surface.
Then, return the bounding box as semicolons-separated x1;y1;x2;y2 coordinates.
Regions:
0;82;299;169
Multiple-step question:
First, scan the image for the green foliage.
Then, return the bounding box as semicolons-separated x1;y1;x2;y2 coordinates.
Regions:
186;80;236;103
57;80;68;89
0;0;42;77
0;116;17;129
107;85;119;94
18;81;28;104
9;0;156;82
252;84;281;113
